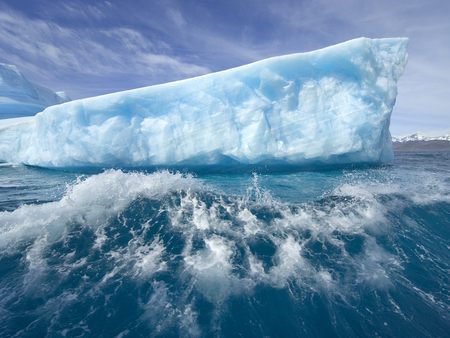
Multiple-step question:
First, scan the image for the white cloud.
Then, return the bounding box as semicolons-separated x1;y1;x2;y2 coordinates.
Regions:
0;7;210;97
139;53;209;76
167;8;186;28
256;0;450;135
0;0;448;134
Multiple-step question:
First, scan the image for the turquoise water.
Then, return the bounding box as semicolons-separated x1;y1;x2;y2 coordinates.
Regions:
0;152;449;337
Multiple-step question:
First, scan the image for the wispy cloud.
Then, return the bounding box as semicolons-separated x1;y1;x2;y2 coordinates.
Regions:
256;0;450;134
0;0;448;134
0;5;210;97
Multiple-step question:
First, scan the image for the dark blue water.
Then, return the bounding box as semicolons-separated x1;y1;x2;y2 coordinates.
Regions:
0;152;449;337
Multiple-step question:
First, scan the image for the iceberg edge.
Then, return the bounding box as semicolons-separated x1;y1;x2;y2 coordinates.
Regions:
0;37;408;168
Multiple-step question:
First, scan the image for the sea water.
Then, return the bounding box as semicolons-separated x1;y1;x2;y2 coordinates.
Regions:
0;152;449;337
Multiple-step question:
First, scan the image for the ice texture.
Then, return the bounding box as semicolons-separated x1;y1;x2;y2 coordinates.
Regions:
0;38;407;168
0;63;69;119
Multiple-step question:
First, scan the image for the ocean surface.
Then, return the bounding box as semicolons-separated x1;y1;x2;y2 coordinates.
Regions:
0;152;449;337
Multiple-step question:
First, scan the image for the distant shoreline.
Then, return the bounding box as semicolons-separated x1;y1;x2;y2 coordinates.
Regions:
393;140;450;152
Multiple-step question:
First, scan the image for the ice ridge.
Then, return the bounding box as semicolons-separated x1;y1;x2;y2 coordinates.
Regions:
0;37;408;168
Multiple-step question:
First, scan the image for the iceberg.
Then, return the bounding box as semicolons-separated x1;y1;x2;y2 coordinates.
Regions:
0;38;407;168
0;63;70;119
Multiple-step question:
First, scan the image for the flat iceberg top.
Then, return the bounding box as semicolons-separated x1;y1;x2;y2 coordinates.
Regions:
0;37;408;168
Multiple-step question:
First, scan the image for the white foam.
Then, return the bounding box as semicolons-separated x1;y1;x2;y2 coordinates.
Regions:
335;169;450;205
0;169;197;248
184;236;249;302
268;236;307;288
0;168;429;312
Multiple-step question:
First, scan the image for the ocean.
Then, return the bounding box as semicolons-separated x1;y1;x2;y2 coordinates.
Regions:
0;151;449;337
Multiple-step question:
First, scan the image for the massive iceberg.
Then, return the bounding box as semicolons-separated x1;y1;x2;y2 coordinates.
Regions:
0;38;407;168
0;63;69;119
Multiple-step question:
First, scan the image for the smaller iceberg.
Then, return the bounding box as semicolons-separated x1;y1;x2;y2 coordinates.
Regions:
0;38;408;168
0;63;69;119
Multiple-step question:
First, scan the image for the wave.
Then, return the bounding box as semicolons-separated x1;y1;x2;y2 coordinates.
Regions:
0;169;449;336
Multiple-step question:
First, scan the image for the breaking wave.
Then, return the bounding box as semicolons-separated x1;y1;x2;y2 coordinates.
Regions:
0;169;449;336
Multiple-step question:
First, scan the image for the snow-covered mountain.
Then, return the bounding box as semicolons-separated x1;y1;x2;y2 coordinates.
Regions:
392;133;450;143
0;63;70;118
392;131;450;152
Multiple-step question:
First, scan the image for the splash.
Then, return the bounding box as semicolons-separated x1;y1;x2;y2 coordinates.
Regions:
0;168;449;336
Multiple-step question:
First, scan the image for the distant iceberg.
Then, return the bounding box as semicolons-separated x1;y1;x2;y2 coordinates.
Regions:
0;38;407;168
0;63;70;119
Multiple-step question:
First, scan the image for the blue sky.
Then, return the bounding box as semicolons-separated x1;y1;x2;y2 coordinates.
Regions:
0;0;449;135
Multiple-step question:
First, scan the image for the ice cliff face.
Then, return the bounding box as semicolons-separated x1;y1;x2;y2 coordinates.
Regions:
0;63;69;119
0;38;407;168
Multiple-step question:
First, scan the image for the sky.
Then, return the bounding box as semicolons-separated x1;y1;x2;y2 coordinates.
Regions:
0;0;449;135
